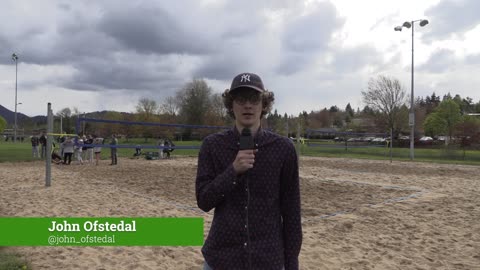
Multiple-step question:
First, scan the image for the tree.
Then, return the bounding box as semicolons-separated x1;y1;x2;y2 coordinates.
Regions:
308;108;332;129
0;115;6;134
266;109;282;133
454;116;480;149
135;98;160;141
136;98;159;119
56;107;73;134
175;79;213;139
423;99;462;142
160;96;179;116
207;93;229;126
424;92;440;114
345;103;354;118
361;75;407;133
423;113;445;137
475;100;480;113
329;106;339;113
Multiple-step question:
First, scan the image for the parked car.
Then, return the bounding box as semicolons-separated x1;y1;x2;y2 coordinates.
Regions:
362;137;375;142
435;136;446;141
419;136;433;142
371;137;386;143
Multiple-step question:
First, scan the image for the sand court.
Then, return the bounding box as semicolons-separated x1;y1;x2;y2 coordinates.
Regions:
0;156;479;269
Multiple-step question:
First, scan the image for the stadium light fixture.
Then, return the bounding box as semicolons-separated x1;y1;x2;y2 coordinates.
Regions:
394;19;429;160
12;53;19;143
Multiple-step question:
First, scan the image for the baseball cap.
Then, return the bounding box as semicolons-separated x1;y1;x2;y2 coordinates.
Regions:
230;73;265;92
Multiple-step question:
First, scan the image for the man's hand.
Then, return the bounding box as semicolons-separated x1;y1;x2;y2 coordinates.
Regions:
233;149;258;175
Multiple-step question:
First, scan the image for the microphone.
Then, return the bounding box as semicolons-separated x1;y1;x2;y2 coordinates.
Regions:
239;128;255;150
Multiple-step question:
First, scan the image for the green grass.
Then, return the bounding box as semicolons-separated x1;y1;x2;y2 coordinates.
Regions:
116;138;201;157
0;139;202;163
0;141;36;163
1;139;480;165
299;143;480;165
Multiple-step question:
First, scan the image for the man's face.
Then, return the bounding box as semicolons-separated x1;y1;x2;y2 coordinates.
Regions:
232;88;263;129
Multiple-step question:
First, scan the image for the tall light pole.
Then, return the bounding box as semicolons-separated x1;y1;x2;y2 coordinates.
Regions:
394;19;429;160
12;53;19;143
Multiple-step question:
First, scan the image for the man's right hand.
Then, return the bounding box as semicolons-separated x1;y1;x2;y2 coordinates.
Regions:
233;149;258;175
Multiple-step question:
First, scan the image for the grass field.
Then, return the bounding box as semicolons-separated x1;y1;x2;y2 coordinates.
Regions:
299;142;480;165
1;139;479;165
0;139;202;163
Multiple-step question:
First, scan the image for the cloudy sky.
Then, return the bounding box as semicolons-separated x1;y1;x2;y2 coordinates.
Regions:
1;0;479;117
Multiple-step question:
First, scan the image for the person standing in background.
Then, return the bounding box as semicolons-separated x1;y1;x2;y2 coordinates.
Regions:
110;134;118;165
39;132;47;159
75;138;84;165
62;136;75;165
157;137;164;159
93;136;103;166
84;135;94;164
31;135;40;158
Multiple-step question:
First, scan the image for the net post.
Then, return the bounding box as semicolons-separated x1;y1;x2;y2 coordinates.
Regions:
46;103;53;187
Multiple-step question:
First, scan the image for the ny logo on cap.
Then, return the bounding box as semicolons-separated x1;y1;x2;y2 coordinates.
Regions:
240;74;251;83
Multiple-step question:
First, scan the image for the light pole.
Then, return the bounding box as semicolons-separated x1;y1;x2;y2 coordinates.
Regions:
12;53;19;143
394;19;429;160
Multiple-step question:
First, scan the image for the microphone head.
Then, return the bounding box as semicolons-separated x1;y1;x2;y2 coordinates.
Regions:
241;128;251;136
239;128;254;150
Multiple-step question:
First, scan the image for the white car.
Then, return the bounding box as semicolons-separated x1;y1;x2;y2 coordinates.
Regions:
419;136;433;141
372;137;386;143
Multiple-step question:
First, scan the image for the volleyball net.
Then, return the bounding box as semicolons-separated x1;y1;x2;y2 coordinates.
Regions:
74;117;229;151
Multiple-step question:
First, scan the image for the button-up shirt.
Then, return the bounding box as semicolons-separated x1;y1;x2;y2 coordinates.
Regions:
196;127;302;270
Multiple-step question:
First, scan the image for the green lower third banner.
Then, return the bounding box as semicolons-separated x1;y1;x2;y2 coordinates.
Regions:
0;217;204;246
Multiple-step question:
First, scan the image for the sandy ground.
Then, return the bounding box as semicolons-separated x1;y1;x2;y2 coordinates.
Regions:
0;156;479;270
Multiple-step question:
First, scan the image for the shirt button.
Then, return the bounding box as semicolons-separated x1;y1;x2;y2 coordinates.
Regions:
233;181;236;185
245;224;247;229
244;242;247;247
245;206;248;210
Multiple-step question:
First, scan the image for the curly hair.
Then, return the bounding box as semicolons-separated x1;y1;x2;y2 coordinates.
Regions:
222;88;275;119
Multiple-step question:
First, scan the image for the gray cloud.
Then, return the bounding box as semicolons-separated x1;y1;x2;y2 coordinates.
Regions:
275;53;316;76
282;2;343;53
276;1;344;75
424;0;480;41
332;45;383;73
418;49;457;73
465;53;480;66
98;4;211;55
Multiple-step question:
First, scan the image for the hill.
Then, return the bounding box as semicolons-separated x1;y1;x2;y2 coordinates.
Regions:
0;104;135;129
0;104;36;125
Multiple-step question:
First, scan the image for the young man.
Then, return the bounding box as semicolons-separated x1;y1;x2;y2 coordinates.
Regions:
31;135;40;158
39;132;47;159
110;134;118;165
196;73;302;270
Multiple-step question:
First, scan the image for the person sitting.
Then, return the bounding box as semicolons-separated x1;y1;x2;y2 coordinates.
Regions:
51;143;63;165
134;145;142;157
162;139;175;159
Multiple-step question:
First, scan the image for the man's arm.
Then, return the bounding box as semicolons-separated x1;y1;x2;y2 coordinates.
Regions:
195;137;239;212
280;140;302;270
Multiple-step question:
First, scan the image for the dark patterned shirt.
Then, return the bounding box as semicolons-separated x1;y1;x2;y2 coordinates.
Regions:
196;127;302;270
